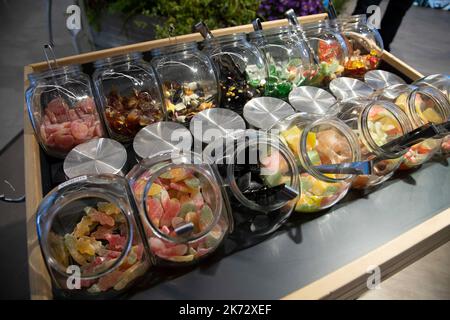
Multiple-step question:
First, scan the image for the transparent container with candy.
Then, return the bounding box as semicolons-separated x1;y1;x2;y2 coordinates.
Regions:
401;85;450;168
248;26;314;99
337;99;413;189
203;130;300;234
92;53;165;143
302;20;348;86
271;116;360;212
338;15;384;78
127;152;230;266
35;175;151;298
151;42;218;125
375;84;449;168
26;65;105;158
413;74;450;155
202;33;268;114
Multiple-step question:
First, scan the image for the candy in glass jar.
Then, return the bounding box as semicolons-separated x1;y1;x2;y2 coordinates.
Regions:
93;53;165;143
26;65;105;158
127;152;230;265
203;130;299;234
248;26;314;99
301;20;348;87
337;99;413;189
374;84;449;168
337;15;384;78
201;33;267;114
400;84;450;168
35;175;151;298
413;74;450;155
272;115;360;212
151;42;219;125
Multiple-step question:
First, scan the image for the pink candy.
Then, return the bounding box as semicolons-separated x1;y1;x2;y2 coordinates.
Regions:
39;97;104;155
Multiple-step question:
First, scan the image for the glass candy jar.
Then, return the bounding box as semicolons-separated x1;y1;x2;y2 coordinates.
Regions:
413;74;450;156
339;15;384;78
93;53;165;143
271;115;360;212
202;33;268;114
127;152;230;266
401;85;450;168
302;20;348;86
36;175;150;298
203;130;300;235
337;99;413;189
26;65;105;158
151;42;219;125
248;26;314;99
374;84;449;168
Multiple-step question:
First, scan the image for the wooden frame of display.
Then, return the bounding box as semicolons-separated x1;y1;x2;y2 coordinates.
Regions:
25;13;448;300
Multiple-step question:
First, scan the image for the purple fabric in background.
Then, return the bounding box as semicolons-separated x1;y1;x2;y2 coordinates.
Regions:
258;0;324;20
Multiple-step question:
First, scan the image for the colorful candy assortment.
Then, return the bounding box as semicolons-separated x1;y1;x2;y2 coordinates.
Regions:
314;41;345;85
344;49;380;78
395;92;444;169
400;139;441;170
353;105;404;188
104;89;164;140
211;52;265;113
57;202;148;293
132;167;225;264
39;97;103;154
280;126;351;212
265;57;307;99
162;81;215;124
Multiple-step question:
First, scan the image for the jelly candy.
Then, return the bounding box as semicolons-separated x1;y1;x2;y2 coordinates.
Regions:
199;205;214;230
39;97;103;155
146;197;163;227
86;207;115;227
160;198;181;227
104;89;164;140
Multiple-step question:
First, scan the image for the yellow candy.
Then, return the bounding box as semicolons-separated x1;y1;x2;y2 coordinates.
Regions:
166;101;175;113
281;126;301;156
97;202;121;215
295;194;322;211
76;237;97;256
170;168;190;182
311;179;328;195
421;108;443;124
306;132;316;151
73;216;93;238
148;183;162;196
395;93;407;111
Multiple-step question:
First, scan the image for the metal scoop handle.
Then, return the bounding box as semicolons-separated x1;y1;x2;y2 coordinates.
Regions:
285;9;320;65
313;160;373;175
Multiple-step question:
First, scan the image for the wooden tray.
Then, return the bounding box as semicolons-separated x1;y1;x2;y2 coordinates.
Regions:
24;13;448;300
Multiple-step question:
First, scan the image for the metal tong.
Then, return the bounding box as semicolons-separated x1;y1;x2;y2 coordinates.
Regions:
284;9;321;65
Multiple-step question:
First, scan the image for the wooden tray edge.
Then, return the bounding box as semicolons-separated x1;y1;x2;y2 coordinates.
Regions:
282;207;450;300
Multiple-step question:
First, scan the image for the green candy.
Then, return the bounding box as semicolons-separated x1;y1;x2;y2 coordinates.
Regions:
179;202;197;218
199;205;214;229
307;150;321;166
264;171;282;187
185;177;200;189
